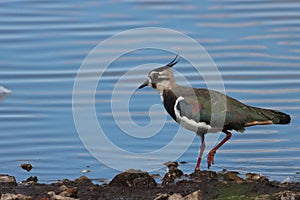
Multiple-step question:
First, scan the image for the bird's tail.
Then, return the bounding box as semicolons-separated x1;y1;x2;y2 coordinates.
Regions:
268;109;291;124
252;107;291;125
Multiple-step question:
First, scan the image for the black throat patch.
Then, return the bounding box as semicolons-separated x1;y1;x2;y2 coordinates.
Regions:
151;83;157;89
162;89;177;121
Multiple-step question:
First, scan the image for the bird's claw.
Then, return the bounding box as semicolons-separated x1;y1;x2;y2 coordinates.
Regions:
207;150;216;168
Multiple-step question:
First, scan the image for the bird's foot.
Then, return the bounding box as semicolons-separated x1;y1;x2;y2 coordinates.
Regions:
207;150;216;168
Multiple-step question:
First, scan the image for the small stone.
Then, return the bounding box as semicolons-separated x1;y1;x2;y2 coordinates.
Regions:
74;176;92;184
20;163;33;172
125;169;143;173
154;193;170;200
255;194;272;200
26;176;38;183
168;193;183;200
272;190;300;200
0;193;32;200
66;187;78;198
60;191;71;198
162;170;184;185
109;169;157;188
246;173;268;183
80;169;91;174
183;190;203;200
190;170;218;182
59;185;68;192
0;175;17;185
162;161;184;185
162;172;176;185
151;174;162;179
47;191;78;200
281;176;291;183
164;161;179;169
220;171;244;184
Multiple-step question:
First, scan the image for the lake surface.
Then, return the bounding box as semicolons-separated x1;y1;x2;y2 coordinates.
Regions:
0;0;299;183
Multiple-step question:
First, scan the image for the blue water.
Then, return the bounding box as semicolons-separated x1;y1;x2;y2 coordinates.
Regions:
0;0;299;183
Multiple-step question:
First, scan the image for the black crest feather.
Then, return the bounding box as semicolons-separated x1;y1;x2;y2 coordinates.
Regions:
167;55;180;68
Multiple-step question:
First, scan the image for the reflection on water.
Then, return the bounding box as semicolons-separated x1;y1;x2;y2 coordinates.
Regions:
0;0;299;182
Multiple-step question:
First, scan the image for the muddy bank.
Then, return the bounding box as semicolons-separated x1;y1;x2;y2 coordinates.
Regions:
1;167;300;200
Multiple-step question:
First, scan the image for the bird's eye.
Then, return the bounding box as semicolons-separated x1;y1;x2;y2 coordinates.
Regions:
153;73;158;79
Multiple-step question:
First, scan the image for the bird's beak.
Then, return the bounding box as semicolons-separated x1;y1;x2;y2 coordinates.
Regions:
138;80;149;89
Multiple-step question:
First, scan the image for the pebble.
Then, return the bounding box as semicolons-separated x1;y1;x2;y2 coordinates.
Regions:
220;171;244;184
190;170;218;182
80;169;91;174
109;169;157;188
47;191;78;200
0;193;32;200
162;161;184;185
74;176;92;184
246;173;268;183
20;164;33;172
183;190;202;200
273;190;300;200
154;190;203;200
0;175;17;185
168;193;183;200
281;176;291;184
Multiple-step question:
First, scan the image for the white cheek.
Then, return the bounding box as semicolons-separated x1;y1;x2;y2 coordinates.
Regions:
156;80;170;90
147;77;152;85
160;80;169;87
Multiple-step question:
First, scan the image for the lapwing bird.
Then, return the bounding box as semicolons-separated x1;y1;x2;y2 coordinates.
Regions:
138;55;291;171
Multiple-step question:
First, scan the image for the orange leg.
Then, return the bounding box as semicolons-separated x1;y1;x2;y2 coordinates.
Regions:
207;130;232;168
195;136;206;171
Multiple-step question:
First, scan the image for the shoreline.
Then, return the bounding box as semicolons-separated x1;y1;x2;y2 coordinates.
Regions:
1;168;300;200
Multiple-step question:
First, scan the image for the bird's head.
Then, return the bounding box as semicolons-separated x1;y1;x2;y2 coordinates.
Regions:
138;55;179;93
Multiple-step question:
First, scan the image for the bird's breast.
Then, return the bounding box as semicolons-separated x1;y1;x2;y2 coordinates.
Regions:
174;96;213;133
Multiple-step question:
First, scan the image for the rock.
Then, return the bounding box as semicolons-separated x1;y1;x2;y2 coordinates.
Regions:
164;162;183;176
57;184;78;198
26;176;38;183
246;173;268;183
281;177;291;183
151;174;162;179
47;191;78;200
154;190;202;200
0;175;17;185
0;193;32;200
74;176;92;185
162;161;184;185
220;171;244;184
255;194;272;200
19;176;38;186
164;161;178;170
66;188;78;198
272;190;300;200
162;169;184;185
20;163;33;172
80;169;91;174
162;172;177;185
183;190;202;200
154;193;169;200
109;169;157;188
190;170;218;182
167;193;183;200
59;185;69;192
